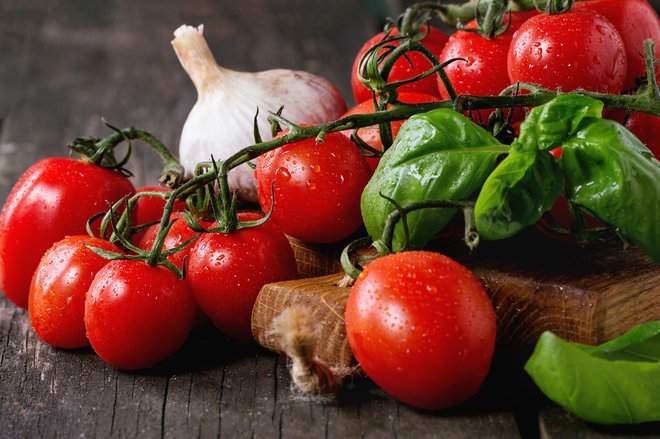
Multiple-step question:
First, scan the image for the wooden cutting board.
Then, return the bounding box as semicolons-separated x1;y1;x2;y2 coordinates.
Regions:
253;229;659;367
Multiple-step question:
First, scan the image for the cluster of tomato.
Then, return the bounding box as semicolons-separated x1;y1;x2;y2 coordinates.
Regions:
0;0;658;412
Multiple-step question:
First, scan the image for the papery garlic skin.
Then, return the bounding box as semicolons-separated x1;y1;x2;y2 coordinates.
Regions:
172;25;347;202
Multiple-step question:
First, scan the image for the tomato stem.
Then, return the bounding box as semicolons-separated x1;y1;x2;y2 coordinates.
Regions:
340;198;479;279
69;125;184;187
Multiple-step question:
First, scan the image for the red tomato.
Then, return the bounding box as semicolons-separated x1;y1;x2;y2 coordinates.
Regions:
137;212;209;269
138;213;214;328
575;0;660;90
508;9;627;94
131;186;186;244
438;10;538;122
345;251;496;410
340;92;440;171
0;158;135;308
255;132;372;243
351;26;449;104
186;212;298;342
85;259;196;369
626;111;660;160
28;236;119;349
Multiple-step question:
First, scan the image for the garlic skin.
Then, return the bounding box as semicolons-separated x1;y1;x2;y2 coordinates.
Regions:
172;25;347;202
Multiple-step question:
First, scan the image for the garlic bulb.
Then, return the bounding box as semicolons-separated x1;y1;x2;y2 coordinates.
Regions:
172;25;347;202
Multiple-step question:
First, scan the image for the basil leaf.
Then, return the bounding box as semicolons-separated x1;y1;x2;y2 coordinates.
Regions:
361;109;507;251
518;94;604;151
474;142;563;240
525;322;660;425
562;118;660;262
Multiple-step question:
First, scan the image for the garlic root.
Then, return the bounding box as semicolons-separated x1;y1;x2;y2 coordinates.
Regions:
268;305;353;396
172;25;347;202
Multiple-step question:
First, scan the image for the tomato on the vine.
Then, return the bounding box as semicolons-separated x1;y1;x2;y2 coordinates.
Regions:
255;132;372;243
131;186;187;244
508;9;627;94
351;26;449;104
575;0;660;90
137;212;210;269
186;212;298;342
438;10;538;122
28;236;119;349
340;92;440;171
345;251;496;410
85;259;196;369
0;158;135;308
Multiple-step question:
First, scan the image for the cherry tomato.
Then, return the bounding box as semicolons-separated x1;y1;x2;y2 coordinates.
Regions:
186;212;298;342
508;9;627;94
137;212;208;269
345;251;496;410
255;132;372;243
351;26;449;104
575;0;660;90
438;10;538;122
340;92;440;171
131;186;186;244
625;111;660;160
85;259;196;369
28;236;119;349
0;158;135;308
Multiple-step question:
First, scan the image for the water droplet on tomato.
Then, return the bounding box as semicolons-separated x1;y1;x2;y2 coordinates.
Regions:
313;164;321;173
275;167;291;181
306;181;317;191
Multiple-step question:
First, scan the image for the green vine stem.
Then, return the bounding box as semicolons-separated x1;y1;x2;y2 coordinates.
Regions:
340;198;478;280
69;126;185;187
433;0;569;25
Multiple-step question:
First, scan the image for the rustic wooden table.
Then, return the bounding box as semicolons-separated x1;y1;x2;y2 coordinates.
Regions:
1;1;659;438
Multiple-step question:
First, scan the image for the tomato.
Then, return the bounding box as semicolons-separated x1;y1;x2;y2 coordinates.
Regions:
131;186;186;244
340;92;440;171
625;111;660;160
255;132;372;243
575;0;660;90
345;251;496;410
438;10;538;122
508;9;627;94
137;212;203;269
28;236;119;349
138;213;213;328
186;212;298;342
85;259;196;369
0;158;135;308
351;26;449;104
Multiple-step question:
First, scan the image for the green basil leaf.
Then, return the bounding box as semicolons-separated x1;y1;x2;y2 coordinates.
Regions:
562;118;660;262
474;142;563;240
518;94;604;151
525;322;660;425
361;109;507;251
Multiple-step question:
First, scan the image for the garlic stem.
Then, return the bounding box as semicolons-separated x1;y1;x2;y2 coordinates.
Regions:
172;25;224;95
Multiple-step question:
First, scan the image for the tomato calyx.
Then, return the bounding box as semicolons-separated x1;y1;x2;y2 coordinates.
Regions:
356;35;457;103
68;120;185;187
340;194;479;280
86;202;197;279
457;0;511;39
535;0;574;15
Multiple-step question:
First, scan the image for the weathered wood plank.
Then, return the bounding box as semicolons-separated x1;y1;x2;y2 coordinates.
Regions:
540;404;660;439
